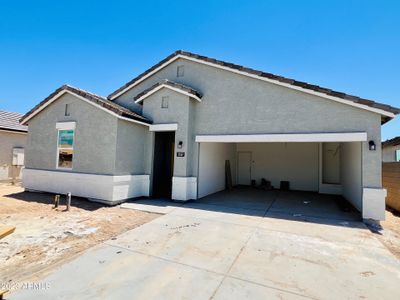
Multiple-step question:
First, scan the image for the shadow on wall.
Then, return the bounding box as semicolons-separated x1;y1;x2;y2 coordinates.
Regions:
3;190;106;212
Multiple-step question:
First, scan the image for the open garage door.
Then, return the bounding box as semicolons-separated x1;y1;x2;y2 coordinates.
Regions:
196;133;365;210
198;142;319;198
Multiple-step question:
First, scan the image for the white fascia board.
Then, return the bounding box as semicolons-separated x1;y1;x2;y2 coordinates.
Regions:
21;90;67;125
56;121;76;130
134;84;202;104
110;54;394;118
195;132;368;143
21;90;150;127
0;129;27;135
149;123;178;132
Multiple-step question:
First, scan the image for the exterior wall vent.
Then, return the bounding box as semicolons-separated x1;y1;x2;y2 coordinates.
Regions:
177;65;184;77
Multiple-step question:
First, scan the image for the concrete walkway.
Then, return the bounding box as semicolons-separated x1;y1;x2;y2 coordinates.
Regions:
11;190;400;299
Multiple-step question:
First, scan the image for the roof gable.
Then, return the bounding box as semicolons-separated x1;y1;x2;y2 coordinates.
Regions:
20;85;151;126
134;80;202;103
108;50;400;122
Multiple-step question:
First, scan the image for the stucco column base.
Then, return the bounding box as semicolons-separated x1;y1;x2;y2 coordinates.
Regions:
172;177;197;201
362;188;387;221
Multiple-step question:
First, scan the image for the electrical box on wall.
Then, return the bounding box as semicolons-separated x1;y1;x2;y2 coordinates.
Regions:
12;148;24;166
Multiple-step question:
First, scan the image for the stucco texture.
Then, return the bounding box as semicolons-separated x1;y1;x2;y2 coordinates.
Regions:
0;131;26;180
25;93;147;176
141;88;197;177
115;57;383;189
382;145;400;162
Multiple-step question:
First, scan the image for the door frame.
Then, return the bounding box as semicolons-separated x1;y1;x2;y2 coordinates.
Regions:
152;131;175;198
236;151;252;185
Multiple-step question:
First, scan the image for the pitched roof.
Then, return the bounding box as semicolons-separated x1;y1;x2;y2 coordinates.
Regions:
0;110;28;133
134;79;202;103
382;136;400;147
108;50;400;121
20;85;151;125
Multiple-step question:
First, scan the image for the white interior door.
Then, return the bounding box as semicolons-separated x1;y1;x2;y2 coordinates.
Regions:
237;152;251;185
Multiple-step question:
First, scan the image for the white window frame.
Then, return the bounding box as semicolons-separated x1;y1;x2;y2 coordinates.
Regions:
396;149;400;162
56;122;76;170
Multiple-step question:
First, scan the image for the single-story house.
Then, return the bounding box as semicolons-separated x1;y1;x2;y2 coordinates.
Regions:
0;110;27;181
382;137;400;162
20;50;400;220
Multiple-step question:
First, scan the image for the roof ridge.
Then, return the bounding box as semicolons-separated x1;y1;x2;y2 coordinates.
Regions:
107;50;400;120
63;84;108;100
20;84;151;125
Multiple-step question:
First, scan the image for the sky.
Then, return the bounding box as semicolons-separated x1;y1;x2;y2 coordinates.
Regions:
0;0;399;140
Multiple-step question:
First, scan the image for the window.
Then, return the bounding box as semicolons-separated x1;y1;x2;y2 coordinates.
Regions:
177;65;184;77
57;129;74;169
396;149;400;162
65;104;70;116
161;96;169;108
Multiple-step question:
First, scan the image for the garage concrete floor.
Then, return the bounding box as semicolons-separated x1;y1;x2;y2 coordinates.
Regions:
11;189;400;300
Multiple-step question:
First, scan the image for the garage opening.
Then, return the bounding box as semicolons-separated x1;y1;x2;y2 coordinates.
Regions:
196;133;364;218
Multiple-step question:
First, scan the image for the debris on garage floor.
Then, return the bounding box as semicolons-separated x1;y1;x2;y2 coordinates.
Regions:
0;183;160;284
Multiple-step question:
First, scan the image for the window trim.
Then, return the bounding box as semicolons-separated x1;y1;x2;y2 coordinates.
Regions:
56;128;75;170
396;149;400;162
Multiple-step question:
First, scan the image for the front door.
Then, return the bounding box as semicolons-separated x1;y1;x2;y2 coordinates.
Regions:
152;132;175;198
237;152;251;185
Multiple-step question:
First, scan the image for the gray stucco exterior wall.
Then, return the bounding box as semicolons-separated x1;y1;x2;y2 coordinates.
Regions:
25;93;118;175
141;89;198;177
383;144;400;162
0;131;26;180
114;57;384;189
115;118;148;175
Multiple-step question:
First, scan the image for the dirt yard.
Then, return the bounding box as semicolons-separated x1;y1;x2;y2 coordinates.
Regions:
0;183;159;284
378;208;400;260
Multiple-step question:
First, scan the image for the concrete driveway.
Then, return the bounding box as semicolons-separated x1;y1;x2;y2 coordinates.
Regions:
11;189;400;299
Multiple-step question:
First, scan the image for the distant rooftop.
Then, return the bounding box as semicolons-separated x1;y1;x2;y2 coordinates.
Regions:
0;110;28;133
382;136;400;148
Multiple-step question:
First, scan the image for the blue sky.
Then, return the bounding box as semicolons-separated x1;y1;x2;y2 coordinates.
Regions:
1;0;399;140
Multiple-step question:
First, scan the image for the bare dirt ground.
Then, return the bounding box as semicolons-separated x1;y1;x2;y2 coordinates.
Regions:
378;208;400;260
0;183;159;284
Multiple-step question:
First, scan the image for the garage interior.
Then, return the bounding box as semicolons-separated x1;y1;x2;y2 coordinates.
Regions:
197;140;363;220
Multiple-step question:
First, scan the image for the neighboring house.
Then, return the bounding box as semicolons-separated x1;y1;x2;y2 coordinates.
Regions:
382;137;400;162
20;50;400;220
0;110;27;181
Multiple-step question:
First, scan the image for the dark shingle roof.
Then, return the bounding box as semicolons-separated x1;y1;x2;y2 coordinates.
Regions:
108;50;400;121
20;85;151;125
382;136;400;147
0;110;28;133
134;79;202;102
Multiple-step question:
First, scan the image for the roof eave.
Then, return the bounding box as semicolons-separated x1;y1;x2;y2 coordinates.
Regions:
107;51;399;118
20;86;151;126
134;82;202;104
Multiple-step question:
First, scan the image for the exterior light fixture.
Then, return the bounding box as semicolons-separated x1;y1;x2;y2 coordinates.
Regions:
369;140;376;151
177;141;183;149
